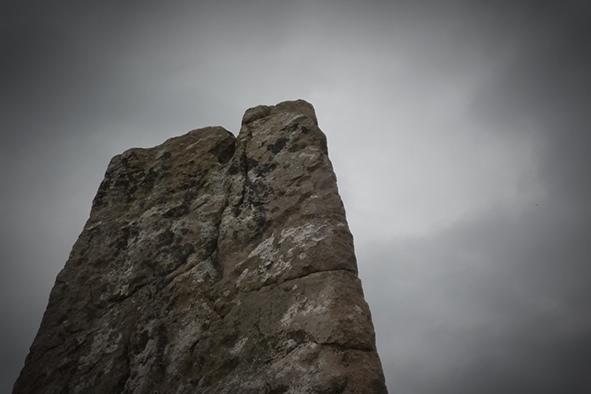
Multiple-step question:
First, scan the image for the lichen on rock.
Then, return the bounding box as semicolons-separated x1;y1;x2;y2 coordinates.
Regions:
13;100;387;394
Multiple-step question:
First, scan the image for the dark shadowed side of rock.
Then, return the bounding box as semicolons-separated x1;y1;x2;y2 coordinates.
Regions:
13;100;388;394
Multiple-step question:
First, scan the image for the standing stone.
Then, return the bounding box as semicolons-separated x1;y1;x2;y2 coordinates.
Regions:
14;100;388;394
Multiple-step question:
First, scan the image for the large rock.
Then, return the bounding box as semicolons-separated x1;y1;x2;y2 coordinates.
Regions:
14;100;388;394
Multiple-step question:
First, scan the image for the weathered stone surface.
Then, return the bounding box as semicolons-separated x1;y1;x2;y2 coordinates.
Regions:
14;100;387;393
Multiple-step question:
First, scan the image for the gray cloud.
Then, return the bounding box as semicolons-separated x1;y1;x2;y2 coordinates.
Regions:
361;199;591;393
2;1;591;392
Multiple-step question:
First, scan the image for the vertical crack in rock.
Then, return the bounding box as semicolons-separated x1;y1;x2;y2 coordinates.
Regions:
13;100;388;394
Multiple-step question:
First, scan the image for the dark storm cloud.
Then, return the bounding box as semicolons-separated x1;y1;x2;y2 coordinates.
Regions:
465;1;591;206
356;2;591;393
362;203;591;393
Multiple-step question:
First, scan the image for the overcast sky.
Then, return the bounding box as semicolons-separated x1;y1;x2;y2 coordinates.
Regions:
2;1;591;392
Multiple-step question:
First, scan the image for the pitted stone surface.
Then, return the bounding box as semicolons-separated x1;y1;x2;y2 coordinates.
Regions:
14;100;387;394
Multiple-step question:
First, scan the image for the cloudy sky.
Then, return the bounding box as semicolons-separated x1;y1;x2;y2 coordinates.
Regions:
2;0;591;392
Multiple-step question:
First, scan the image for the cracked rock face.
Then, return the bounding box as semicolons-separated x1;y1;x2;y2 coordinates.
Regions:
14;100;388;394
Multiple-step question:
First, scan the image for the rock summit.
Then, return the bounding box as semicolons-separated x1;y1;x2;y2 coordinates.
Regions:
14;100;388;393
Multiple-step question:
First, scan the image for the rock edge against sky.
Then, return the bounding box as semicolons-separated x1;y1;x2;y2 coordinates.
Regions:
14;100;388;394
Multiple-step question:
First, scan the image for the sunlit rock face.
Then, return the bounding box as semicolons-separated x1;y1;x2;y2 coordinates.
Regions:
13;100;388;394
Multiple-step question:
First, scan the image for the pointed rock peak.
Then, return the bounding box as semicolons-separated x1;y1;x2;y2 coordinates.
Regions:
13;100;387;394
242;99;318;126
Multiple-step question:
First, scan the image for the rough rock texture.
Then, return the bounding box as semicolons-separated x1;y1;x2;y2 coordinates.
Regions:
14;100;388;394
